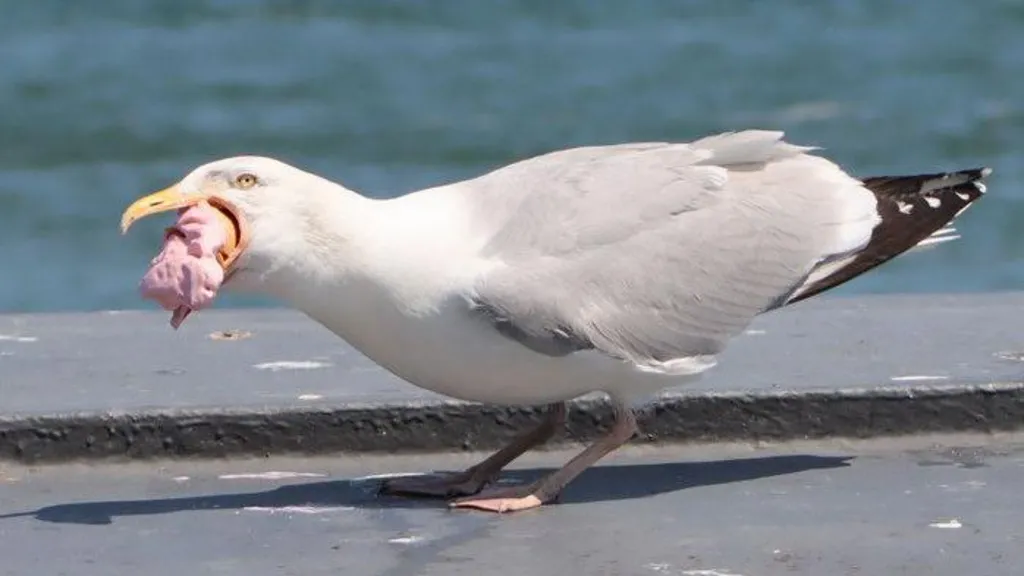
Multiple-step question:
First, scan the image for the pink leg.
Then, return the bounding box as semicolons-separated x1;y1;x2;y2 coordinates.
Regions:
451;402;638;513
380;402;566;498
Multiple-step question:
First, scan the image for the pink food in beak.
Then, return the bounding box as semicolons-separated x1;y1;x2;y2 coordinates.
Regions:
139;202;231;329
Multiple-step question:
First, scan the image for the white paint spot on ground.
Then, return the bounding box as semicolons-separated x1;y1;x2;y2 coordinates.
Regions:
388;536;424;545
994;350;1024;362
646;567;746;576
743;329;766;336
890;375;949;382
298;394;324;401
172;476;190;483
243;506;353;515
349;472;424;483
253;360;331;371
219;471;327;480
939;481;986;493
209;329;252;341
930;518;963;529
0;335;37;343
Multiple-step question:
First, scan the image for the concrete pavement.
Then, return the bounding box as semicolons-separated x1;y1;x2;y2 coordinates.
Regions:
1;433;1021;575
3;292;1024;462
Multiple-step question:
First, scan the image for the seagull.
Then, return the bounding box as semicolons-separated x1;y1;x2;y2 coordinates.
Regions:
120;130;989;513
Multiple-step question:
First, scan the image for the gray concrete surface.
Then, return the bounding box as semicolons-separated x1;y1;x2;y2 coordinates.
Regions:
1;433;1022;576
3;293;1024;462
5;292;1024;415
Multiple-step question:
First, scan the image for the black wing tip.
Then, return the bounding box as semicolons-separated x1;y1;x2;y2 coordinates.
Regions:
954;166;992;179
786;165;992;306
949;166;992;188
946;166;992;189
858;166;993;214
863;164;994;235
967;166;992;193
861;166;992;196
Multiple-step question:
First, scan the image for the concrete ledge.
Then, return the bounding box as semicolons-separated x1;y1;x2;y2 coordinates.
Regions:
3;383;1024;463
3;292;1024;463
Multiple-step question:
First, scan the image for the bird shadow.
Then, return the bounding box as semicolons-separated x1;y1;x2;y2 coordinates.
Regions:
0;453;852;526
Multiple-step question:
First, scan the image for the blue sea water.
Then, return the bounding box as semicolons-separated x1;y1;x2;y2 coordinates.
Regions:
1;0;1023;313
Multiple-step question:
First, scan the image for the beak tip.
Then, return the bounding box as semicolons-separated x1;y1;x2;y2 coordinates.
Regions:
118;184;190;238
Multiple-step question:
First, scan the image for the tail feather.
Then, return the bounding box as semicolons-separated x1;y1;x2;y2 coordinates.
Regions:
786;167;990;305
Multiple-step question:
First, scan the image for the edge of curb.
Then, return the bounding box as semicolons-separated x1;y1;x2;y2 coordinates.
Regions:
3;382;1022;464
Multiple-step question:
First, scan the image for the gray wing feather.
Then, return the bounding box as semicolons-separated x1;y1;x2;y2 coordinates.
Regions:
462;131;871;372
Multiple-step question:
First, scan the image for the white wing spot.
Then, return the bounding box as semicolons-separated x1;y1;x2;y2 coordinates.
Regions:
924;196;941;208
253;360;331;371
974;181;987;193
955;192;970;201
896;201;913;214
219;471;326;480
0;335;37;343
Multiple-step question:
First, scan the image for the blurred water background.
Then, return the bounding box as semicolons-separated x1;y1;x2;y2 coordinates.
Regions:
1;0;1022;313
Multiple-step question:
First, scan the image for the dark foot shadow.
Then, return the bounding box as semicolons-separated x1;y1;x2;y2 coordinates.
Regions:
0;454;852;525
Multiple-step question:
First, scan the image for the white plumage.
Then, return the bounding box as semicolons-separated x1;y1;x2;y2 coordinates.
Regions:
121;130;989;513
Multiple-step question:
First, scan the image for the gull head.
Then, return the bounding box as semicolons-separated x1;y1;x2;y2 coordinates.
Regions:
120;156;348;290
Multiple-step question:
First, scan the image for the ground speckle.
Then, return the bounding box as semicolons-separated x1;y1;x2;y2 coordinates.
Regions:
209;330;252;341
253;361;331;371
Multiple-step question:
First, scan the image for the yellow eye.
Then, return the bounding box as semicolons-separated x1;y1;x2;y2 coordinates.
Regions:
234;173;258;189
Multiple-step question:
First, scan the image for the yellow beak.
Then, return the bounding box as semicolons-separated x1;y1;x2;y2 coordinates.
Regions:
120;184;206;234
120;184;250;270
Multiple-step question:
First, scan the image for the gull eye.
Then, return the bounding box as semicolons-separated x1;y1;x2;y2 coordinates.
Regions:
234;173;258;189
